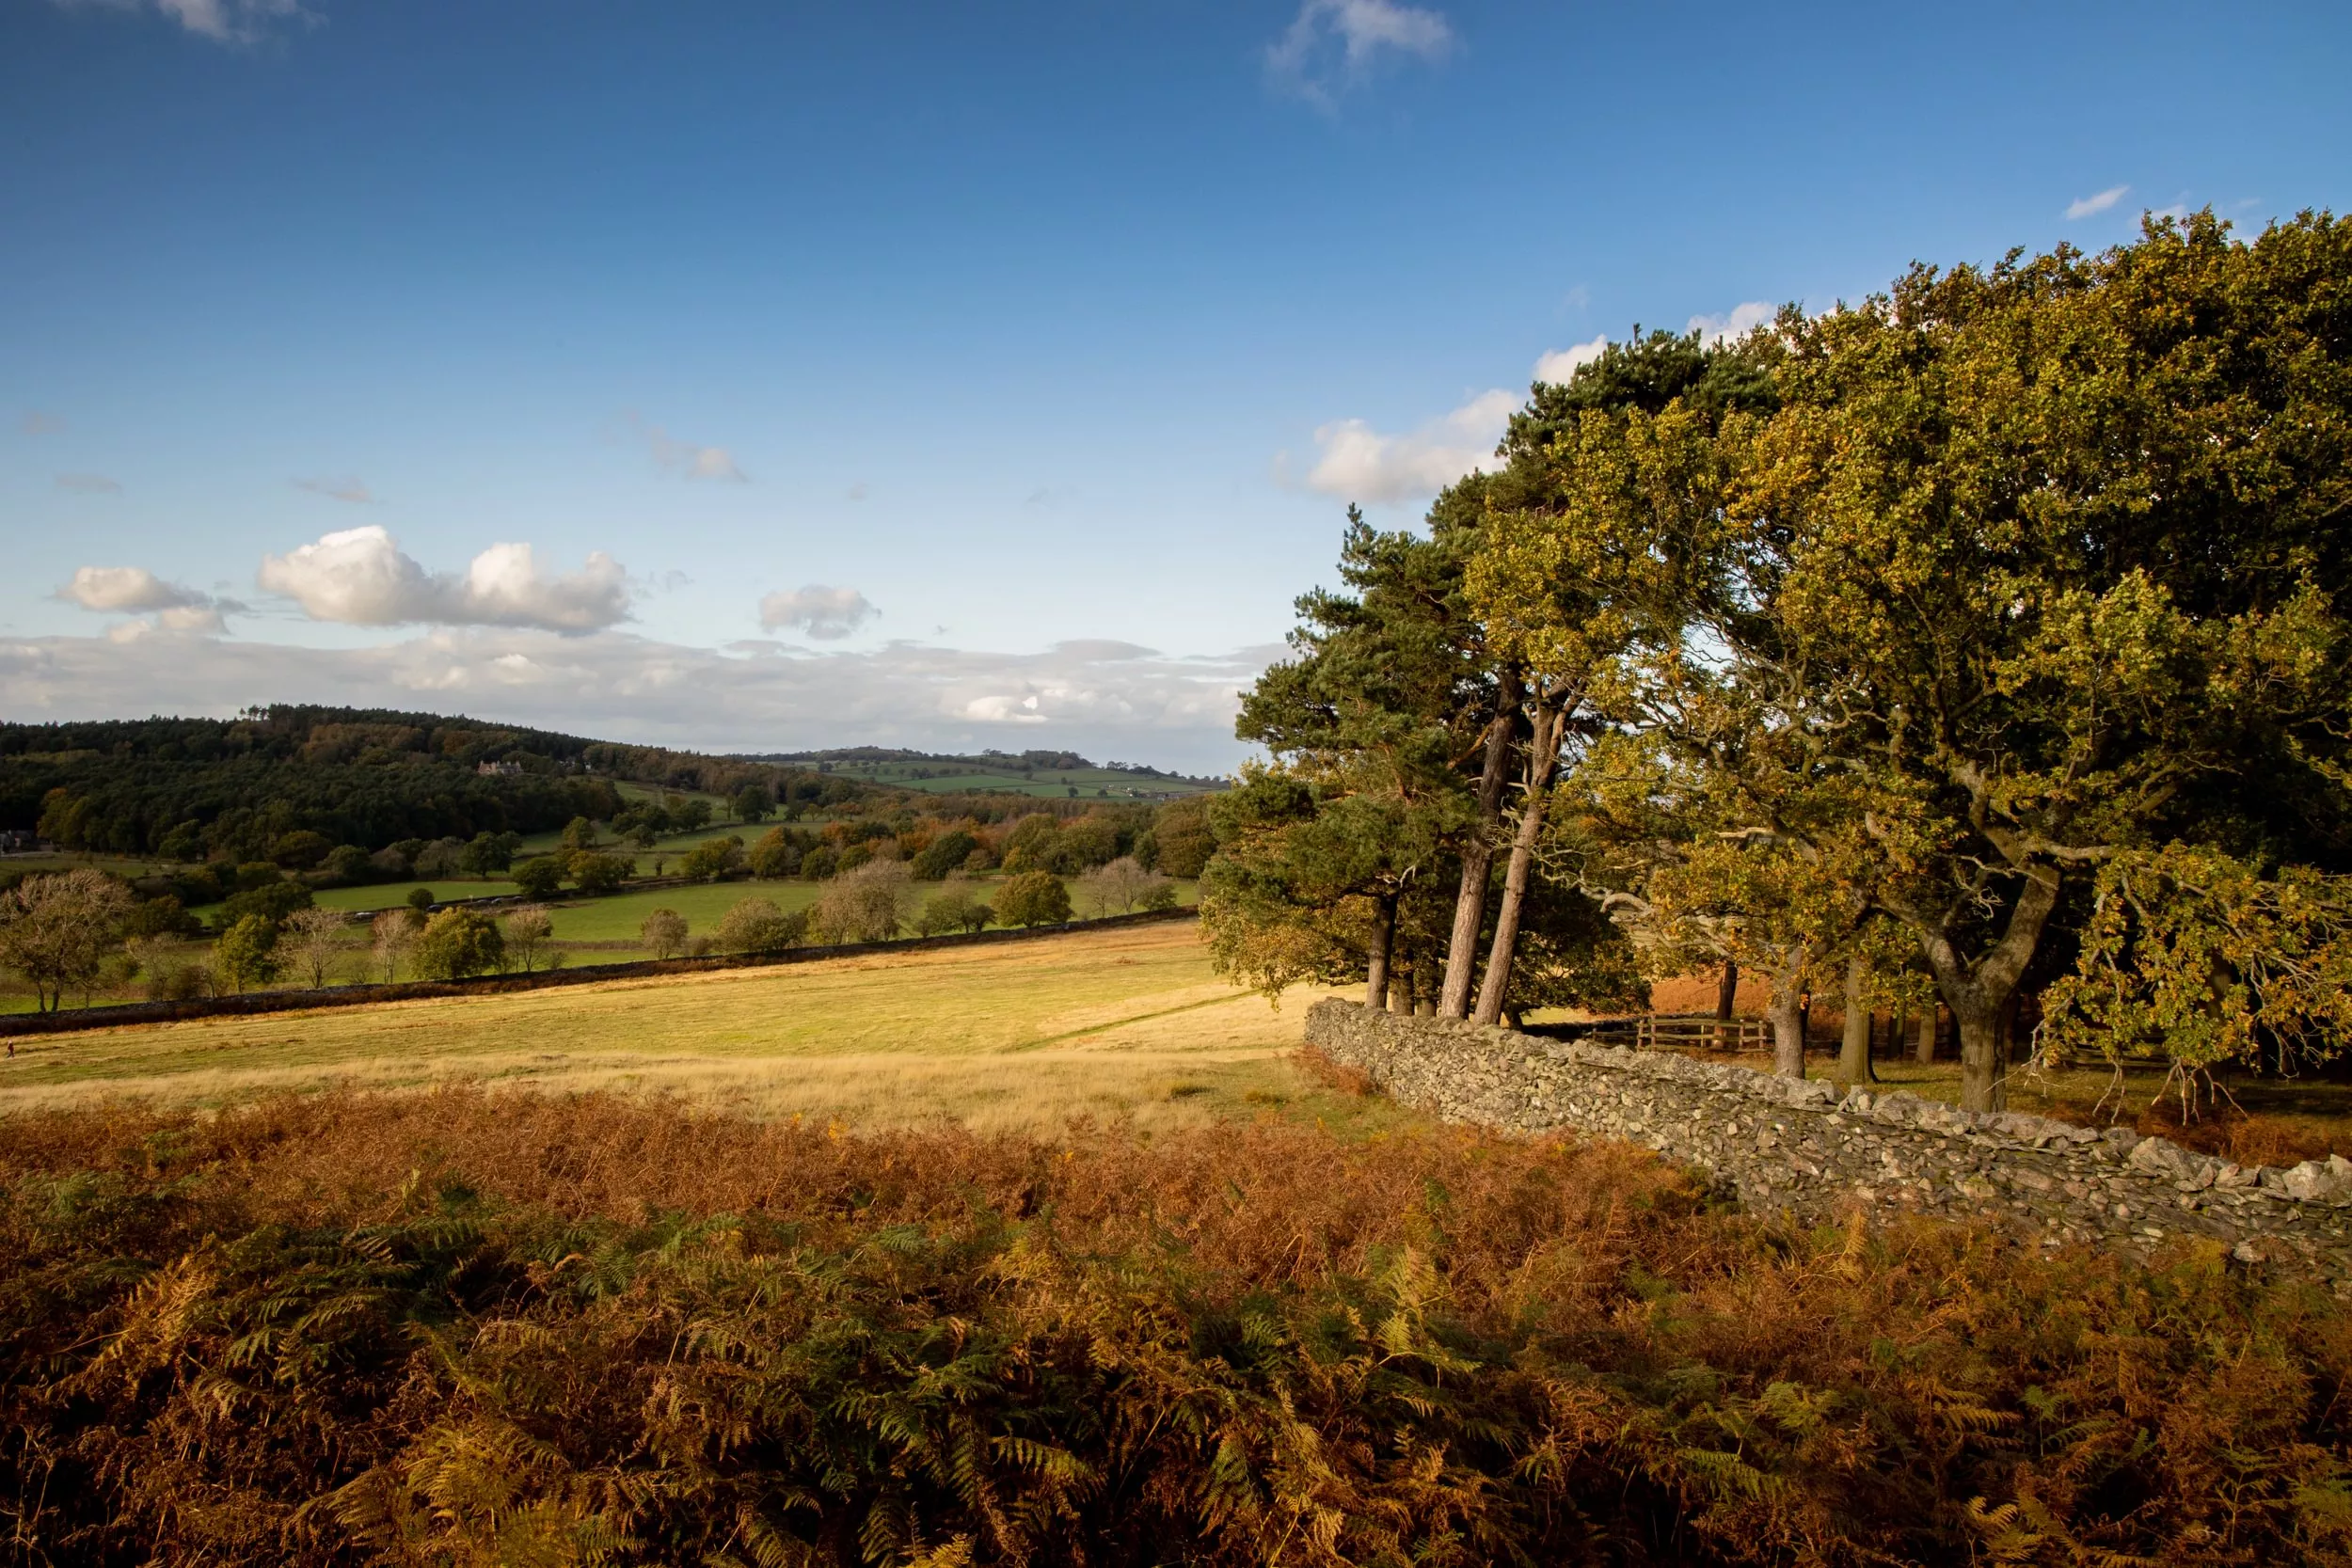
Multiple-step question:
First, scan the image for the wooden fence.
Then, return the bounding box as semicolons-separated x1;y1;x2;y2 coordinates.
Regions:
1581;1012;1775;1053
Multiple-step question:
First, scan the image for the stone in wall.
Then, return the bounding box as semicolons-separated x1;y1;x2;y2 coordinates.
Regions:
1304;998;2352;1283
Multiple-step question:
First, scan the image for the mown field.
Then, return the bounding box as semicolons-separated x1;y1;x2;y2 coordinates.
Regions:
0;920;1355;1132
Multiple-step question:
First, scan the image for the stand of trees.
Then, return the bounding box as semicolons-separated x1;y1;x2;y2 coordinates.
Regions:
1211;212;2352;1111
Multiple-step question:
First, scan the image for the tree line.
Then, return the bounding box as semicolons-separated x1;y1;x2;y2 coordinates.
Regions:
1207;212;2352;1113
0;706;882;863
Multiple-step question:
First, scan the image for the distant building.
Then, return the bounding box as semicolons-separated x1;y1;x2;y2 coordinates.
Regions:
0;830;40;854
476;759;523;777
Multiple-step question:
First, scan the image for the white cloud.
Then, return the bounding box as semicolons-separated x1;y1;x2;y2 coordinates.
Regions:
257;526;631;633
758;584;878;641
1533;336;1609;386
626;413;747;482
55;0;311;43
58;565;209;614
1304;388;1514;503
1267;0;1454;105
1687;301;1775;346
2066;184;2130;220
0;628;1272;773
294;474;374;504
59;566;235;640
55;472;122;494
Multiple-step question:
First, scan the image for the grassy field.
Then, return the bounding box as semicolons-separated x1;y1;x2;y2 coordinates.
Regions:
312;877;522;911
0;921;1365;1133
817;759;1219;800
542;874;1200;942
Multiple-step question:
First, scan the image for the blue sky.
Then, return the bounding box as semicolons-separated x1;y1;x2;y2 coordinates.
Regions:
4;0;2345;769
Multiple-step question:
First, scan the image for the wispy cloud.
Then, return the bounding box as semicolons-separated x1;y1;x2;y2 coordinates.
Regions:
0;628;1268;772
54;472;122;494
758;585;878;641
53;0;314;44
258;526;632;633
294;474;375;504
20;412;66;436
1267;0;1454;107
624;412;747;482
2066;184;2130;220
1687;301;1775;345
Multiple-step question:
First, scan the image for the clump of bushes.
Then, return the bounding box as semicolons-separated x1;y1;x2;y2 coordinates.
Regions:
4;1090;2350;1565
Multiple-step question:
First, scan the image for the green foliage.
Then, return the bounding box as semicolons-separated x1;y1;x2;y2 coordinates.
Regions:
910;829;979;880
6;1093;2351;1566
996;870;1072;927
916;880;993;936
732;783;773;823
0;868;135;1010
1145;797;1216;879
2044;845;2352;1072
267;828;335;869
0;706;626;861
712;895;802;954
679;835;746;881
748;825;806;879
214;912;281;992
511;855;566;900
999;814;1062;873
568;851;634;895
213;878;313;932
405;887;436;914
412;907;505;980
640;908;689;959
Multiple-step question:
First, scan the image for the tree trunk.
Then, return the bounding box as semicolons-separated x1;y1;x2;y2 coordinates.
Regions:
1471;699;1570;1028
1767;984;1805;1079
1715;959;1739;1049
1915;1006;1937;1064
1364;895;1395;1010
1953;1000;2005;1112
1837;953;1875;1084
1920;865;2061;1112
1439;673;1521;1019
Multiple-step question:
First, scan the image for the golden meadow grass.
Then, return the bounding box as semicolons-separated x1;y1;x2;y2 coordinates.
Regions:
0;922;1377;1133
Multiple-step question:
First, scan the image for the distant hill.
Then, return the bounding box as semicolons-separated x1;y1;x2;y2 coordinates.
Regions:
0;705;886;863
739;747;1224;801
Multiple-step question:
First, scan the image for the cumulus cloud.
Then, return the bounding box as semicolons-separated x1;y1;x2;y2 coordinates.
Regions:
1534;336;1609;386
257;526;631;633
2067;184;2130;220
1303;388;1514;503
625;413;747;482
758;585;878;641
57;566;234;640
294;474;374;504
55;473;122;494
1687;301;1775;346
59;565;210;614
53;0;312;43
1267;0;1454;105
0;628;1269;774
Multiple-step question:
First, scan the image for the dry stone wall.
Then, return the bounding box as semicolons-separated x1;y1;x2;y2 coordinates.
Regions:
1305;999;2352;1282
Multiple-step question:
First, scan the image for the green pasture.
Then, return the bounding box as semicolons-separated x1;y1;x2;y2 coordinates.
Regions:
819;761;1217;799
313;879;522;912
543;874;1200;943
